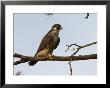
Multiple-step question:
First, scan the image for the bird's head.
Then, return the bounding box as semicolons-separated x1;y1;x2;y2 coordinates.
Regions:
51;24;62;35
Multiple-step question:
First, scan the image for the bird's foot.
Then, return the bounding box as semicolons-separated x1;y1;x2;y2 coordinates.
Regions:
46;54;54;61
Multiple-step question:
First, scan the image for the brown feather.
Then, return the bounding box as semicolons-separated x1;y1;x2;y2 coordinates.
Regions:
34;32;53;57
28;24;61;66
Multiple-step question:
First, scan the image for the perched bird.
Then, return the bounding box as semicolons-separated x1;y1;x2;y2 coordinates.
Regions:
28;24;62;66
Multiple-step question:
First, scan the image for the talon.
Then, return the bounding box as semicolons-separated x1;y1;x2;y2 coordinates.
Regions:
47;54;54;60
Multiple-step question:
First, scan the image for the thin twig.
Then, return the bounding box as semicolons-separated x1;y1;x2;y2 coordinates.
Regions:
65;44;78;52
66;41;97;75
15;71;22;76
45;13;53;16
85;13;89;19
68;61;72;75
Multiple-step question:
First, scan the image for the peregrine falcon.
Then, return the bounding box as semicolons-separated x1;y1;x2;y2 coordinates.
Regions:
28;24;62;66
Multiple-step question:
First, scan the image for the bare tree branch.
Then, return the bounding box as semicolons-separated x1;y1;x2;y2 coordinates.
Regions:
45;13;53;16
85;13;89;19
15;71;22;76
68;61;72;75
65;42;97;54
14;53;97;65
65;44;76;52
65;41;97;75
14;41;97;76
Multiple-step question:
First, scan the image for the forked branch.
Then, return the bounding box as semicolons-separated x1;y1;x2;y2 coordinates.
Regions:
14;53;97;65
14;40;97;76
65;41;97;75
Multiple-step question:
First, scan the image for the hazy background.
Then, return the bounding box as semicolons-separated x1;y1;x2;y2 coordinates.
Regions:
14;13;97;75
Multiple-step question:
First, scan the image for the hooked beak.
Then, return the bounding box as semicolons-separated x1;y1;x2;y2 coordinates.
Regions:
60;27;63;30
58;27;62;31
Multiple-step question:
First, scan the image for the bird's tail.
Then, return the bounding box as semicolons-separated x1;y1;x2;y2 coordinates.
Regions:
28;61;38;66
28;52;39;66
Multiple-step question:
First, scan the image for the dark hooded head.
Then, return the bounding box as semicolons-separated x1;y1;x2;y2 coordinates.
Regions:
50;24;62;35
52;24;62;30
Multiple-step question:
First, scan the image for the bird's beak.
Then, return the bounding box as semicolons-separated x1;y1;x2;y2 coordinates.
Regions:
60;27;63;29
58;28;62;31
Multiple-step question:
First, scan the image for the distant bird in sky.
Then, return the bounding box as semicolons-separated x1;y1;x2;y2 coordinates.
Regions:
28;24;62;66
85;13;89;19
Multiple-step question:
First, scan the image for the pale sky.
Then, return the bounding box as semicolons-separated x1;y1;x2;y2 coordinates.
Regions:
14;13;97;75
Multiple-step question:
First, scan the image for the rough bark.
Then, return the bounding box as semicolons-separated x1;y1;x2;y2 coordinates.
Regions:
14;53;97;65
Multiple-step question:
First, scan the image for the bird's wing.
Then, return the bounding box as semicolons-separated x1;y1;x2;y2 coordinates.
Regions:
53;37;60;50
35;33;53;56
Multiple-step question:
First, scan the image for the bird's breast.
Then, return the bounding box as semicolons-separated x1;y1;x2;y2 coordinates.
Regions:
36;48;49;58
